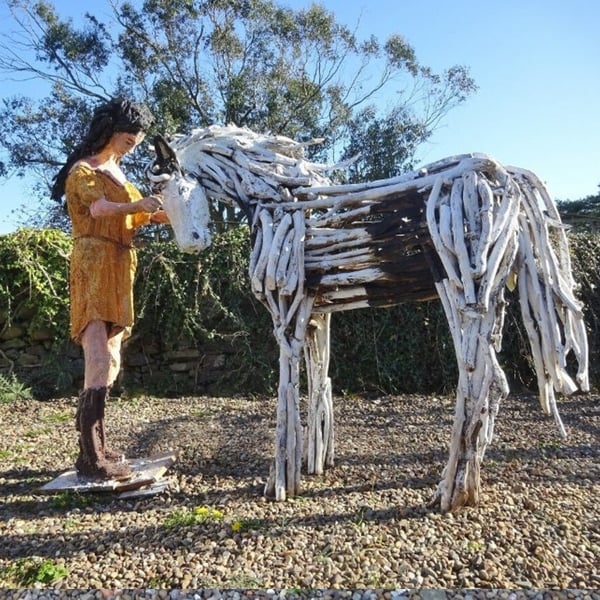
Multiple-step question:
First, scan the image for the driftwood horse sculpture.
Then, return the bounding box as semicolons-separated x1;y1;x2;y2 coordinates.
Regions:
147;125;588;512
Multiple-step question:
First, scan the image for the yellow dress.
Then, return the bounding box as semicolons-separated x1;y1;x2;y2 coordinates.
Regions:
65;164;151;343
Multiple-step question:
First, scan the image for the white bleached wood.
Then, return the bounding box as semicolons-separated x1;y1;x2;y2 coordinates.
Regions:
281;211;305;298
306;227;372;245
305;313;334;474
451;176;477;304
265;213;293;291
304;247;375;269
251;211;274;294
426;177;465;294
439;194;455;253
473;177;494;277
275;228;295;289
462;171;480;258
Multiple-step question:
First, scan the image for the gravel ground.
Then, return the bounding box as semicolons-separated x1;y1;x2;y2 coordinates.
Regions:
0;391;598;596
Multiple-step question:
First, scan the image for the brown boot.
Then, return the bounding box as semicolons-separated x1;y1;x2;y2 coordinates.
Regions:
75;388;132;480
74;389;84;431
75;388;125;462
96;387;126;462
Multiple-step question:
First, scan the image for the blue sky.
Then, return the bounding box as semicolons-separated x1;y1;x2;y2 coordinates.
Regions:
0;0;599;234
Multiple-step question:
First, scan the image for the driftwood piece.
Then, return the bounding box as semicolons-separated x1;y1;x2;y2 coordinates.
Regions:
304;313;334;474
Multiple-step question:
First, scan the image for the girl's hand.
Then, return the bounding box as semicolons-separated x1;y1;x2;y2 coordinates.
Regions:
137;195;163;213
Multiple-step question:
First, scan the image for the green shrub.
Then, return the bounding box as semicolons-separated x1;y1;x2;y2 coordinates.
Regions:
0;372;33;403
330;301;458;394
0;229;74;398
1;558;68;586
1;227;598;398
0;228;70;337
134;227;277;394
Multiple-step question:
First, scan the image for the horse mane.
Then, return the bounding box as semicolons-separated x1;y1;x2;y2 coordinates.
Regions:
164;124;355;219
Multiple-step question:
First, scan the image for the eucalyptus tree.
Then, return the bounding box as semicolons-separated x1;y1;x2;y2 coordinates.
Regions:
0;0;476;230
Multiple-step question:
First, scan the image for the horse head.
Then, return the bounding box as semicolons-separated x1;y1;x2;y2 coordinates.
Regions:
147;133;212;253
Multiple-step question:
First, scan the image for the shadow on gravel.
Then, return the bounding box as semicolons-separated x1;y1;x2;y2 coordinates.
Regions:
0;467;63;497
126;410;275;478
0;495;432;562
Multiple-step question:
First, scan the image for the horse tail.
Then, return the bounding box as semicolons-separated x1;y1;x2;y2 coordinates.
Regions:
508;166;589;435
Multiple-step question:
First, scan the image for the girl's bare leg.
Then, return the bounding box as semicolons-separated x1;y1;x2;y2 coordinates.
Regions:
81;320;112;389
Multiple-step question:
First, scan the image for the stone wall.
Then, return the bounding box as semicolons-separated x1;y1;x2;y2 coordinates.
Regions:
0;312;235;398
119;336;234;395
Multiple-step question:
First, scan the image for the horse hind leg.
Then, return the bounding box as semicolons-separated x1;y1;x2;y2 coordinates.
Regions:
431;289;510;512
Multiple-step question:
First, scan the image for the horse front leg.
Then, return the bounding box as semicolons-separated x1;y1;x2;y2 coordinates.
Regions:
251;207;311;500
264;295;314;501
304;312;334;475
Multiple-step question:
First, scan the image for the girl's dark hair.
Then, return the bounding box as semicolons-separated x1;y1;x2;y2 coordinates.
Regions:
51;98;154;201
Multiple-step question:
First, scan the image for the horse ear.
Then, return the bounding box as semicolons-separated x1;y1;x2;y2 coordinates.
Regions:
152;134;181;174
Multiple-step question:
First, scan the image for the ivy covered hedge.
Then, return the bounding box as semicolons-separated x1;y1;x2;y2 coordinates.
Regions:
1;227;599;399
0;228;71;338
